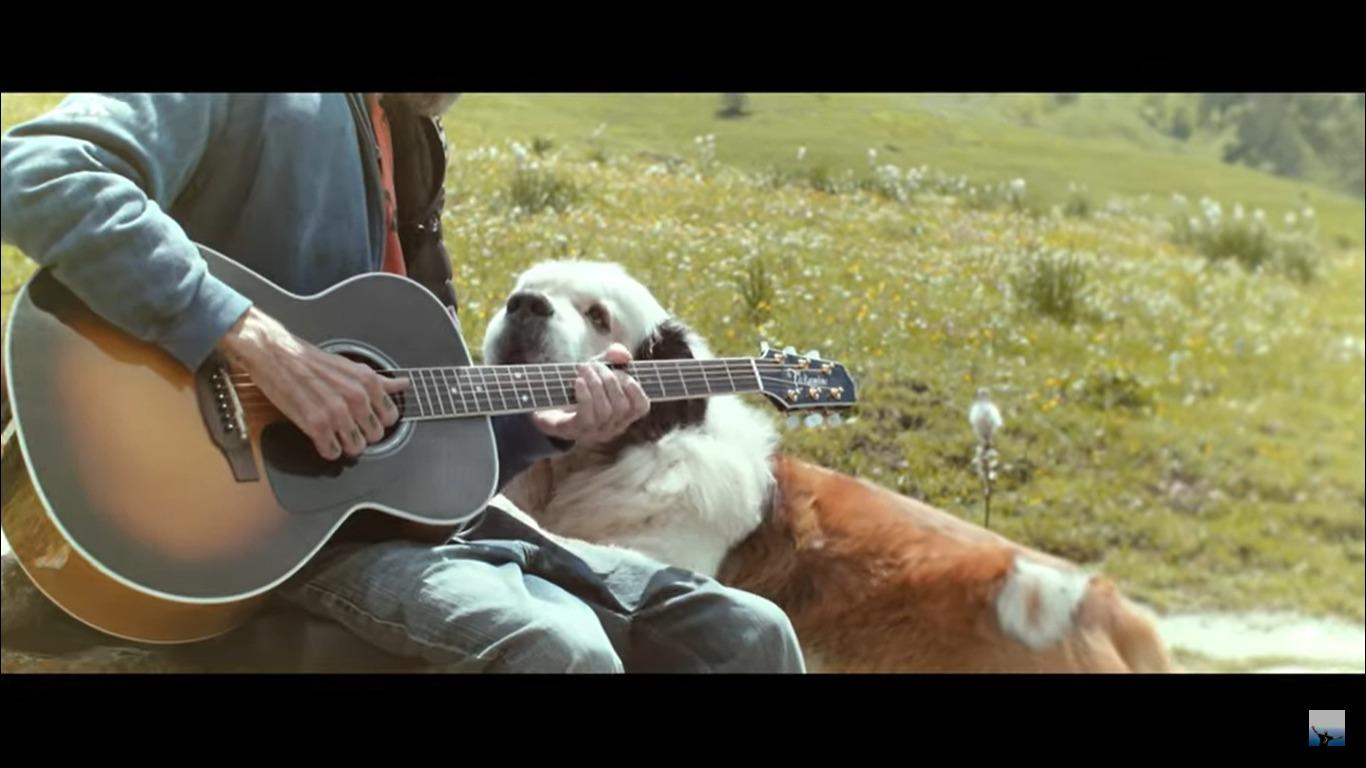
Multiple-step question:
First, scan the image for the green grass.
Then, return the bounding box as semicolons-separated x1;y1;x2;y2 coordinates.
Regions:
3;92;1363;623
437;93;1365;245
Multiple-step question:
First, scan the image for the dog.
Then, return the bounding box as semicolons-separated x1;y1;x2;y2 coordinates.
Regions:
485;260;1174;673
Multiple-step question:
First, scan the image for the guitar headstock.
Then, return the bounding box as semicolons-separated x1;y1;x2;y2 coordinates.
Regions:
753;344;858;413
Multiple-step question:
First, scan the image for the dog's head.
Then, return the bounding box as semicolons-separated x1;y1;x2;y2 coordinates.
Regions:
483;260;706;365
483;260;722;457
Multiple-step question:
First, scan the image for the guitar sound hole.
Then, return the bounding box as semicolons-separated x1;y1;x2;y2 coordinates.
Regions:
324;343;415;455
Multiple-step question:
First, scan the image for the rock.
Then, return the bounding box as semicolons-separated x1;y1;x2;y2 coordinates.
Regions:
1;552;428;673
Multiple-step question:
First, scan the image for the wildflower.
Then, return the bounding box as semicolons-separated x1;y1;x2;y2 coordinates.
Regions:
970;387;1003;445
969;387;1003;528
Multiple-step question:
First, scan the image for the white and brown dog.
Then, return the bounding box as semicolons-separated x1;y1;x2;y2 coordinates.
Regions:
484;260;1174;673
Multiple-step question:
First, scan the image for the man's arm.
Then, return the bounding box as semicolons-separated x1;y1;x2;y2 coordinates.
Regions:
1;93;250;370
2;93;408;460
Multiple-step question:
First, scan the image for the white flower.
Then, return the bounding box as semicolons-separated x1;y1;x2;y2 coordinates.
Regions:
969;388;1003;445
1202;202;1222;224
867;148;878;166
796;146;807;162
1233;203;1245;221
1253;208;1265;224
1172;193;1188;206
1285;212;1298;227
1009;178;1026;197
1302;206;1315;220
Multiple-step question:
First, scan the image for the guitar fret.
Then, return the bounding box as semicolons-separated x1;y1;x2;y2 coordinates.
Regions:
676;360;689;396
510;368;533;411
445;367;469;414
431;368;453;416
413;370;432;416
427;369;447;416
426;369;446;416
462;368;479;413
538;364;555;408
559;365;574;405
653;362;667;399
485;367;509;412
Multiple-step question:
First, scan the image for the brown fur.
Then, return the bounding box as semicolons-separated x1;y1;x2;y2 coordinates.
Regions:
716;455;1174;673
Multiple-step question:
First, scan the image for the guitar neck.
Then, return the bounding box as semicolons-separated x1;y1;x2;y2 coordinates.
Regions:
391;358;771;420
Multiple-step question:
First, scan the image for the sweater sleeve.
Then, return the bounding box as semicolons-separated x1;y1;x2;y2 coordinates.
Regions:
1;93;251;369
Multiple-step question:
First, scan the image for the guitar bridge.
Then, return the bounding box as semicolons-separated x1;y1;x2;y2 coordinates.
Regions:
195;355;259;482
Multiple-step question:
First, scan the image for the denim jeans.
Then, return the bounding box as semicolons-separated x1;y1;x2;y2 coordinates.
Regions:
270;504;806;673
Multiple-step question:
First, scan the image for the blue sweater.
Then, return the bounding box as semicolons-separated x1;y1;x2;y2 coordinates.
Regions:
1;92;561;489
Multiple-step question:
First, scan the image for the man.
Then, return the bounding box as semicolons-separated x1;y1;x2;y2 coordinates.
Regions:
1311;726;1338;747
0;93;805;673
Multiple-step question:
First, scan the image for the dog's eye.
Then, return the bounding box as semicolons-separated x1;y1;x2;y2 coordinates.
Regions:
584;304;611;333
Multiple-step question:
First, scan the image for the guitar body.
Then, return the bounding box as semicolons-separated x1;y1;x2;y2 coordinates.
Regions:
2;245;498;643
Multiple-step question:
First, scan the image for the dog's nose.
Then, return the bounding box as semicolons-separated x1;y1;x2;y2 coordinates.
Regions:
507;291;554;318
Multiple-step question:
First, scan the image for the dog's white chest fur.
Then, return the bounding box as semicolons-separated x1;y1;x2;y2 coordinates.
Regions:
509;395;778;578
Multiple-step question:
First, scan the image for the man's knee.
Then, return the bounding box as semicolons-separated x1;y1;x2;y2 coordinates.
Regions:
487;619;624;674
717;589;805;673
668;584;805;673
417;569;622;673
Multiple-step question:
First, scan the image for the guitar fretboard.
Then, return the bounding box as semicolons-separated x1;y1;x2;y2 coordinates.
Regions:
391;359;767;420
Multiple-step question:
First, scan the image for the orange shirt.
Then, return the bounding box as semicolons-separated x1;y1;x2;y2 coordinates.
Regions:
366;94;406;277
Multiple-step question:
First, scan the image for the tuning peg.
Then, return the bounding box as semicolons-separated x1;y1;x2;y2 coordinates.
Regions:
760;341;771;355
785;414;801;430
804;349;822;360
828;413;844;427
782;345;797;356
804;413;824;428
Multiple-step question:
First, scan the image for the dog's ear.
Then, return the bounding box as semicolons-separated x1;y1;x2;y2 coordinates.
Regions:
601;320;707;459
631;319;697;362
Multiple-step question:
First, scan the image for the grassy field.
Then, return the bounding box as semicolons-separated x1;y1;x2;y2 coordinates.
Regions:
3;93;1363;625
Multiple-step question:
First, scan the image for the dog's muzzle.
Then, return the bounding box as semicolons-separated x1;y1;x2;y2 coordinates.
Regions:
506;291;554;321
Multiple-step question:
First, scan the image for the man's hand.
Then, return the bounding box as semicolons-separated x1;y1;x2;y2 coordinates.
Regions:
216;307;409;460
531;343;649;447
